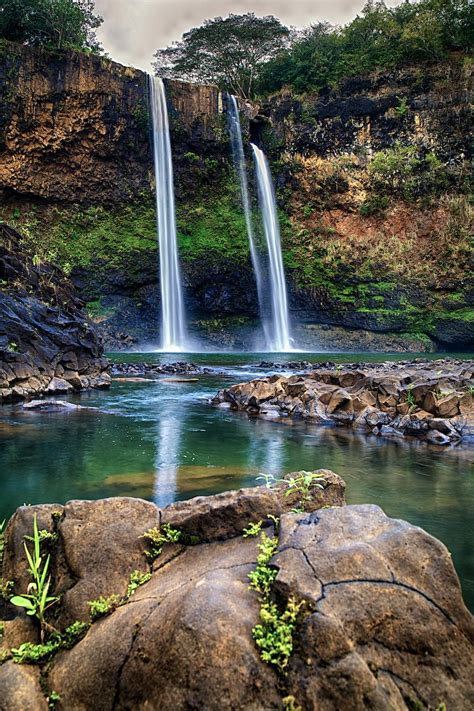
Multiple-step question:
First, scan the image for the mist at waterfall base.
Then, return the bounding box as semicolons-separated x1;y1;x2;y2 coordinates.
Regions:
149;80;298;354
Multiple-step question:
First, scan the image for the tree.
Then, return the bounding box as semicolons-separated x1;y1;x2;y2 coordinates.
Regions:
0;0;103;52
153;13;291;99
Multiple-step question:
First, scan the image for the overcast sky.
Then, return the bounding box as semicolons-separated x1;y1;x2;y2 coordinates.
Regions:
94;0;402;71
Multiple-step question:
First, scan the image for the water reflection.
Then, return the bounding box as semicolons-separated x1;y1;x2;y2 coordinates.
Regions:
153;410;182;508
0;370;472;610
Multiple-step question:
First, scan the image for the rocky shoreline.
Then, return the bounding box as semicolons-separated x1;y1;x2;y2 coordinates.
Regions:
1;472;473;709
213;359;474;445
0;225;110;405
111;361;206;376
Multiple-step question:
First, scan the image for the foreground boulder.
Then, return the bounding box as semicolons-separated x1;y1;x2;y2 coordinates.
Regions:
0;224;110;405
213;359;474;444
1;475;473;710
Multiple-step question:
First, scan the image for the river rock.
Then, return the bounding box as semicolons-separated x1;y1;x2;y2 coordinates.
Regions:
1;488;473;709
213;359;474;444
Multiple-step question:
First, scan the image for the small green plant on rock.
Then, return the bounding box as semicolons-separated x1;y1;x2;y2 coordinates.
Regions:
47;691;61;709
10;620;90;664
256;473;276;488
127;570;152;597
248;528;306;675
11;639;61;664
248;532;278;596
142;524;182;560
243;521;263;538
88;594;121;621
10;516;59;640
253;596;305;672
285;472;326;513
0;578;14;600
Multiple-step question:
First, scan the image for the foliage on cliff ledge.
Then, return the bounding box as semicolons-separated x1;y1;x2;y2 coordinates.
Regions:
0;0;103;53
258;0;473;95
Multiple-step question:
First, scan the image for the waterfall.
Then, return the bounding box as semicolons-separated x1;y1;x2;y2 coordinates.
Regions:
149;75;187;352
227;96;267;344
251;144;292;352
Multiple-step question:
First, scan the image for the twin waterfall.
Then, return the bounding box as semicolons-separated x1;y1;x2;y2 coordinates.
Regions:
251;144;292;352
149;76;187;352
150;78;292;352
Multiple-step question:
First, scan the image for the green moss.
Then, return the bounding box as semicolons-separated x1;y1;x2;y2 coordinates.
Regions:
177;179;250;264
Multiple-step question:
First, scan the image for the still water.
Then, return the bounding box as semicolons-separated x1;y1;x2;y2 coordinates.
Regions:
0;353;472;608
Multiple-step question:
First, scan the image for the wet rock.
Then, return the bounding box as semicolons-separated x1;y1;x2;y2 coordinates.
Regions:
22;400;83;412
214;359;473;444
276;505;474;710
426;429;451;445
162;470;345;542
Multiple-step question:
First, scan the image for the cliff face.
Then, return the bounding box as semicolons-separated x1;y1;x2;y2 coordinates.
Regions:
0;42;223;205
0;42;472;351
0;224;110;403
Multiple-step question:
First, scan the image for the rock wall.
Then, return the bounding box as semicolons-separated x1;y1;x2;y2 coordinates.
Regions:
0;224;110;403
0;42;472;350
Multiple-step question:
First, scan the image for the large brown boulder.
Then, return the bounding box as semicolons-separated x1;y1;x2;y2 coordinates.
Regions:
1;481;473;710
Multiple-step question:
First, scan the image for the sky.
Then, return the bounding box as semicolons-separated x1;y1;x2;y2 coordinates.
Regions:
94;0;402;71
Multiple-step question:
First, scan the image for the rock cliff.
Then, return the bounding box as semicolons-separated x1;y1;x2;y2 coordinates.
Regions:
0;223;110;403
0;42;472;350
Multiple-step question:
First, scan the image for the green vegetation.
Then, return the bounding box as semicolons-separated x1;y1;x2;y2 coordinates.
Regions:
258;0;473;95
253;597;305;672
10;621;90;663
10;516;59;640
248;530;306;673
243;521;264;538
248;532;279;596
47;691;61;709
142;524;182;561
88;593;121;621
153;13;290;99
126;570;152;597
177;179;250;263
0;0;103;52
368;144;449;201
284;471;326;513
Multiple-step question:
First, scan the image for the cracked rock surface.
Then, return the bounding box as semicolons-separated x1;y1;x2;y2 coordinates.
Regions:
1;475;473;710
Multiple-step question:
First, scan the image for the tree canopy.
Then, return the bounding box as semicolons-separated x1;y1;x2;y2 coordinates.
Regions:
0;0;103;52
153;13;291;99
258;0;473;95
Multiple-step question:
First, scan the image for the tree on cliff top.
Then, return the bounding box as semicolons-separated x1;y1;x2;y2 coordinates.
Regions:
152;13;290;99
0;0;103;52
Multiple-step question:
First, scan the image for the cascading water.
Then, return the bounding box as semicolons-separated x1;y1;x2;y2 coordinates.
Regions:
149;75;187;352
227;96;267;344
251;144;292;352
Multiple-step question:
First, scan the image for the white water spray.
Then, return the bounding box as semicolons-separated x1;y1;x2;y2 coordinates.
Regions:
227;96;267;343
251;144;292;352
149;76;187;352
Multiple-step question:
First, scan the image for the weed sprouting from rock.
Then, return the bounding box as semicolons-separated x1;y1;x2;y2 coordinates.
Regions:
248;524;307;684
127;570;152;597
142;524;182;560
284;471;325;513
88;594;122;621
243;521;264;538
10;515;59;640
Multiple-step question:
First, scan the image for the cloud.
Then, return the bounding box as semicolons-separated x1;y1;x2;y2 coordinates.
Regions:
94;0;401;71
